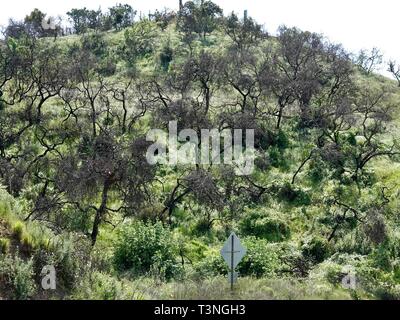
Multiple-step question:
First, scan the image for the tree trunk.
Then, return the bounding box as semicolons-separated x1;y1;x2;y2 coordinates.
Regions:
91;180;110;246
277;106;283;129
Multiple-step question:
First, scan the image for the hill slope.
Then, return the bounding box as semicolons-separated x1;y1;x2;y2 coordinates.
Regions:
0;14;400;300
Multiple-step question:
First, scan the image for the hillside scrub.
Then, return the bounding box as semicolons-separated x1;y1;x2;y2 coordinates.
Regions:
0;2;400;300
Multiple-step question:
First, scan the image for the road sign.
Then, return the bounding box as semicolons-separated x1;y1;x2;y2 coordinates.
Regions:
220;232;247;290
221;232;247;269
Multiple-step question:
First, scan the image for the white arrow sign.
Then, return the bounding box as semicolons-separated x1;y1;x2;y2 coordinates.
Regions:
220;232;247;270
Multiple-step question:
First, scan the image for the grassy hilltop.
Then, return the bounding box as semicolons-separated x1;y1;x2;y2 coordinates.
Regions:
1;2;400;300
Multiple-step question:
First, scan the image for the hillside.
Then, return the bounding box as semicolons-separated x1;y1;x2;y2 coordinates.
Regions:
1;4;400;300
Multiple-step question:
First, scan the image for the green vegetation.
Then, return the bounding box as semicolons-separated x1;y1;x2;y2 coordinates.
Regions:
0;1;400;300
114;222;183;280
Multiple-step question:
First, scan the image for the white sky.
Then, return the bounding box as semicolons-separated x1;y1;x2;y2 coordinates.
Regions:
0;0;399;64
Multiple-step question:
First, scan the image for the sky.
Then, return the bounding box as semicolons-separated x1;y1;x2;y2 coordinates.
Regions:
0;0;399;65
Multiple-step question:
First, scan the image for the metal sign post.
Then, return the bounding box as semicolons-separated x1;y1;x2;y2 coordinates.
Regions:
221;232;247;291
230;234;234;290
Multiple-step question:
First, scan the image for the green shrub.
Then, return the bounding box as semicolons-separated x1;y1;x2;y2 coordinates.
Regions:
62;207;92;234
276;183;311;206
122;20;157;65
193;250;228;277
370;244;392;271
239;211;290;242
71;272;139;300
33;233;91;291
269;147;289;169
276;130;290;150
238;237;281;277
51;233;92;290
0;184;18;218
81;33;108;58
184;240;209;264
302;236;331;264
0;238;10;254
21;233;34;253
191;219;213;236
0;254;36;300
313;261;344;285
159;44;173;71
308;158;327;184
12;221;25;241
374;287;400;300
114;222;182;280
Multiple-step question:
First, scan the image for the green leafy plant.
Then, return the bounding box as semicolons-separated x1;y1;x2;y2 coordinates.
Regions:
239;211;290;242
0;238;10;254
114;222;182;280
11;221;25;241
0;255;36;300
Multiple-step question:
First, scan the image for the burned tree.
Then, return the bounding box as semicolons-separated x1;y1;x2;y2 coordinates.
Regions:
55;134;155;245
224;12;266;50
388;61;400;87
355;48;383;75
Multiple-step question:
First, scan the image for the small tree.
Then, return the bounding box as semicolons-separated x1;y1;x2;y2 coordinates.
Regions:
86;8;103;30
152;9;176;31
114;222;181;279
122;20;157;65
224;12;265;50
109;3;136;31
25;9;62;39
55;134;155;246
4;19;29;39
355;47;383;75
177;0;223;39
388;60;400;87
24;9;46;37
67;8;102;34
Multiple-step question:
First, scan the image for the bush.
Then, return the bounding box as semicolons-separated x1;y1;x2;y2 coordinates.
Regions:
20;233;34;254
81;33;108;58
238;237;281;277
33;233;92;291
308;158;327;184
276;130;290;150
302;236;331;264
12;221;25;241
191;218;213;236
276;183;311;206
193;250;228;277
374;284;400;300
159;44;173;71
0;198;12;219
313;260;345;285
370;244;392;271
0;254;36;300
363;211;387;245
51;233;92;290
114;222;182;280
0;238;10;254
122;20;157;65
184;240;209;264
239;211;290;242
71;272;139;300
269;147;289;169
